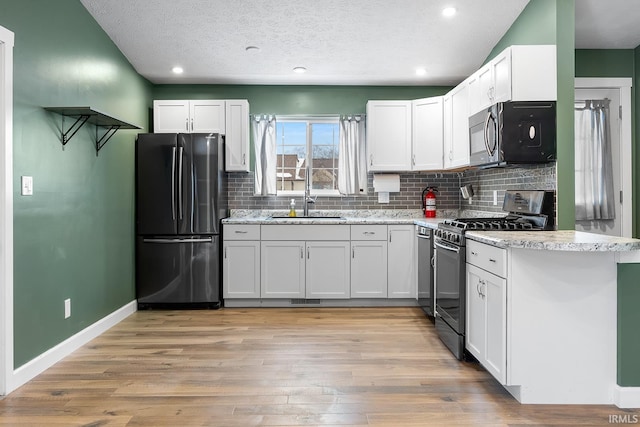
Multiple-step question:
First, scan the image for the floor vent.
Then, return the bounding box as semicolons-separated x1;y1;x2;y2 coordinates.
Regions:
290;299;321;305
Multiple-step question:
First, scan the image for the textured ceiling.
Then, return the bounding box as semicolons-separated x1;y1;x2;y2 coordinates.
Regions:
80;0;640;86
575;0;640;49
79;0;529;86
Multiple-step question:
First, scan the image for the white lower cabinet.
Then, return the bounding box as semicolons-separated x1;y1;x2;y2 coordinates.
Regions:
466;241;507;384
306;241;350;299
261;241;306;298
223;224;261;299
387;225;416;298
351;241;388;298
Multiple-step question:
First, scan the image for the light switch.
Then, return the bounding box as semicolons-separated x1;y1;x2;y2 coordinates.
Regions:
21;176;33;196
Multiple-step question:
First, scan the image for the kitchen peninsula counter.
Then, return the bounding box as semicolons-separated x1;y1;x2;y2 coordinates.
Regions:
466;229;640;251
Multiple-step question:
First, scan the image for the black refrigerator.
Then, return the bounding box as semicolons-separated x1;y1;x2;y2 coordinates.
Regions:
135;133;227;309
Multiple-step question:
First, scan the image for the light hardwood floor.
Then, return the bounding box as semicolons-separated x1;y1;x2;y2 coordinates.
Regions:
0;307;637;426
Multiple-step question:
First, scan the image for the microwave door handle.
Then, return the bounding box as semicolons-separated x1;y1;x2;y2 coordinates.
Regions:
483;113;492;156
486;112;498;156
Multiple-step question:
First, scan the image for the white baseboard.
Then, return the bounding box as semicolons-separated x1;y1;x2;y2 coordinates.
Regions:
7;300;137;393
615;385;640;408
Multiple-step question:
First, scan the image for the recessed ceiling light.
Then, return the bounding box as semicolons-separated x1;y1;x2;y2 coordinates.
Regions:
245;46;260;52
172;66;184;74
293;66;307;74
415;68;427;76
442;7;457;17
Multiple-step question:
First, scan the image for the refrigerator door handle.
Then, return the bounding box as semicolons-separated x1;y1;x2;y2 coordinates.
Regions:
178;146;184;220
143;237;214;244
171;146;176;220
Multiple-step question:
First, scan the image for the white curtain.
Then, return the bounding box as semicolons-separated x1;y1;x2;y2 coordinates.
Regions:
338;115;367;195
253;115;277;195
574;100;615;220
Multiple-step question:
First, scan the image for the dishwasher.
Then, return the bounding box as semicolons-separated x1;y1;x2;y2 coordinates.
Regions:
416;225;434;317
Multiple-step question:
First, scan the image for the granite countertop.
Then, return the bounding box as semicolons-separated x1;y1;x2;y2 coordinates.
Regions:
466;230;640;252
222;209;451;229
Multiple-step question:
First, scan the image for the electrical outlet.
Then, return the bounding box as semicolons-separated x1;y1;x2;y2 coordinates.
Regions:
21;176;33;196
493;190;498;206
64;298;71;319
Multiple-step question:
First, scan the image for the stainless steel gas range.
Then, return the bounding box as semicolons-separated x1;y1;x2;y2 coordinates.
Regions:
433;190;555;360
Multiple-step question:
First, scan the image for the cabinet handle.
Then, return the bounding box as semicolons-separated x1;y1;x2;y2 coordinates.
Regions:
471;251;478;256
352;247;355;259
412;154;416;166
307;247;310;259
242;153;246;165
430;255;435;268
224;247;227;259
185;118;189;131
191;118;194;131
389;232;392;243
489;258;497;263
363;231;375;235
234;230;248;234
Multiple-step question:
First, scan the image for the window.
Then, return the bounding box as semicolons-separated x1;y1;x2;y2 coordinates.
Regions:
275;117;340;195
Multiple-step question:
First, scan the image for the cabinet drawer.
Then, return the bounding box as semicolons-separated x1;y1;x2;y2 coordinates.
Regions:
224;224;260;240
350;225;387;241
261;224;350;241
467;240;507;278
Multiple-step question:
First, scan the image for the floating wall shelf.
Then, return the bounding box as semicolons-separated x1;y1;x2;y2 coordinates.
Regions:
44;106;141;155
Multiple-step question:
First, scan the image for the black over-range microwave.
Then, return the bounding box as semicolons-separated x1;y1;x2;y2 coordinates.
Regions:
468;101;556;167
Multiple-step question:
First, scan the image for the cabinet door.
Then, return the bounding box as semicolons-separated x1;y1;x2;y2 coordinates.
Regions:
351;241;388;298
225;100;250;172
366;101;412;171
468;66;493;116
442;93;453;168
261;241;305;298
153;100;190;133
306;241;350;299
484;270;507;384
223;241;260;299
387;225;416;298
190;100;226;134
412;97;443;170
491;49;512;104
465;265;486;360
448;82;470;169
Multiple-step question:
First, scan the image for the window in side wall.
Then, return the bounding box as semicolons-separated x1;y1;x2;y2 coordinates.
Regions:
275;116;340;196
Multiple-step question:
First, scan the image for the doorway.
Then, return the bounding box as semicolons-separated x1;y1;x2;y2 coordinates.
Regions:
574;78;632;237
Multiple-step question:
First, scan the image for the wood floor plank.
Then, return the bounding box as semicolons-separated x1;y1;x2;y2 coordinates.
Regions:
0;307;637;426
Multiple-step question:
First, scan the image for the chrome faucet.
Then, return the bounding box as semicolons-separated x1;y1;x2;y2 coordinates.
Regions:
303;165;316;216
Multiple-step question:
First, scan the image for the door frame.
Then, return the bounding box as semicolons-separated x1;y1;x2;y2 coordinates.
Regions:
0;24;14;395
575;78;633;238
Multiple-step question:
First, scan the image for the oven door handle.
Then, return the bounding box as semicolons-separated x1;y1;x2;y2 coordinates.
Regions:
434;240;461;254
417;234;431;240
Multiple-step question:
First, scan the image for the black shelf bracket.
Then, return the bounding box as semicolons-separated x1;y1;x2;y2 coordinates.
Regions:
44;106;141;155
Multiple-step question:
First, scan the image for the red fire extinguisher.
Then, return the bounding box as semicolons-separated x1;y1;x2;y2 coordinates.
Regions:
422;187;438;218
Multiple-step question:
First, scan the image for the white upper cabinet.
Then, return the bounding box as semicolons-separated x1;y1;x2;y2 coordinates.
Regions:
412;97;444;170
443;81;470;169
366;101;413;171
153;100;190;133
225;100;250;172
190;100;225;134
154;99;250;172
154;100;225;134
468;45;557;116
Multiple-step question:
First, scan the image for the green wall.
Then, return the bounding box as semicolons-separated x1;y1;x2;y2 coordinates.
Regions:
617;263;640;386
0;0;152;367
483;0;575;230
575;49;635;77
152;85;449;117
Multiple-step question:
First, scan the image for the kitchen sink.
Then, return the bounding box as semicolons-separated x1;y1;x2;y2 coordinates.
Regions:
268;215;346;220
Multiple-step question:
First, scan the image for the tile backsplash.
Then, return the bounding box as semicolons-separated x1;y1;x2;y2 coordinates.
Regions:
227;172;461;211
459;163;557;214
227;162;557;216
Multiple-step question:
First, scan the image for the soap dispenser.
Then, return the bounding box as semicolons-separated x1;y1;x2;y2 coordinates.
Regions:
288;199;297;217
